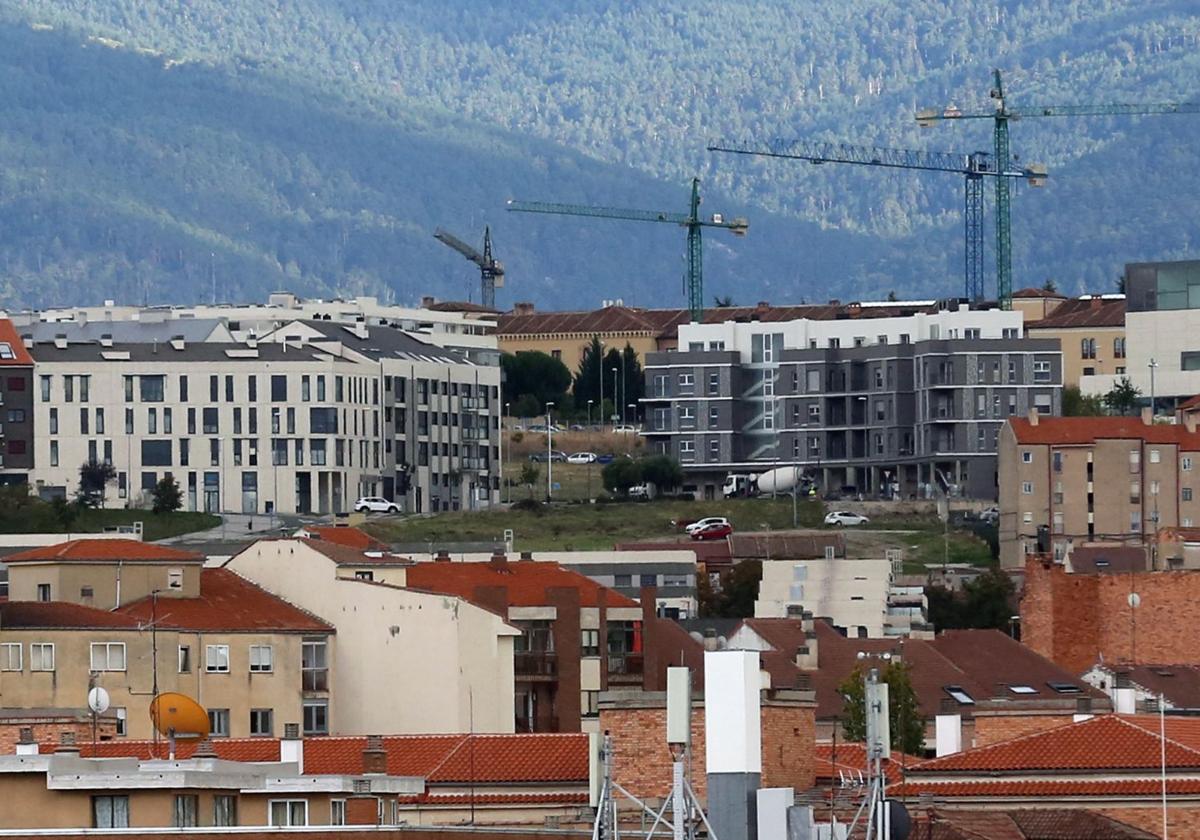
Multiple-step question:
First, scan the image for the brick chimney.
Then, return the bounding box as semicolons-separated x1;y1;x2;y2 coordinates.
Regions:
362;735;387;775
514;302;536;316
434;550;451;563
1185;413;1197;434
1090;296;1102;310
489;551;509;571
280;723;303;773
1142;406;1154;425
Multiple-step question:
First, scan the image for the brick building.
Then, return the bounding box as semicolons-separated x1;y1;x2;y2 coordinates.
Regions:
0;318;35;486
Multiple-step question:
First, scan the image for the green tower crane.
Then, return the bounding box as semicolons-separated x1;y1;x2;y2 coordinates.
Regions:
918;69;1200;310
506;179;748;322
708;139;1046;301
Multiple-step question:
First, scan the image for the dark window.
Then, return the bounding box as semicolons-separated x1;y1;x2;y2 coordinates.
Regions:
310;407;338;434
209;375;219;402
93;796;130;828
140;375;165;402
248;376;258;402
141;440;172;466
179;375;189;402
203;408;219;434
250;708;273;737
271;375;288;402
225;375;234;402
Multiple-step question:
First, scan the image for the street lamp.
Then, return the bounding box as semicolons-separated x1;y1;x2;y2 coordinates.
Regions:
546;401;555;502
587;399;594;501
1149;358;1158;418
597;341;606;431
502;401;510;505
627;403;637;426
620;357;627;425
611;367;619;424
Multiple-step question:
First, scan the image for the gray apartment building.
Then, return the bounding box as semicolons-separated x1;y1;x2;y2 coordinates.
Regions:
641;305;1063;500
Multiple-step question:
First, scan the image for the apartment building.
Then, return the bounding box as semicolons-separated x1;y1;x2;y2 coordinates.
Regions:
1025;295;1126;387
0;319;34;486
642;301;1062;500
23;318;497;515
0;540;333;740
998;412;1200;568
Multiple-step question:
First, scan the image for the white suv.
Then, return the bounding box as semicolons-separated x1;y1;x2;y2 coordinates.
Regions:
685;516;730;535
354;496;400;514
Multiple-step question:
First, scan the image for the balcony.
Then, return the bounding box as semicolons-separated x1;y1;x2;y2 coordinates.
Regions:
607;653;644;684
514;651;558;679
302;669;329;692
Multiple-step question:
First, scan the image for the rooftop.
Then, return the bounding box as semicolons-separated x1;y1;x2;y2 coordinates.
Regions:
1027;296;1126;329
0;319;35;366
287;536;413;566
1012;287;1068;300
1107;664;1200;710
4;539;202;565
1009;415;1200;447
302;319;467;364
297;525;388;551
0;601;142;630
1067;545;1148;575
116;568;333;633
405;557;639;609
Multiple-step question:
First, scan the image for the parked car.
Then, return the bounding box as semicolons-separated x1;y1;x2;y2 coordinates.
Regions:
824;510;870;527
567;451;598;464
979;506;1000;524
613;424;640;434
691;521;734;541
627;483;651;499
685;516;730;535
354;496;400;514
569;423;586;432
596;453;616;464
530;450;568;463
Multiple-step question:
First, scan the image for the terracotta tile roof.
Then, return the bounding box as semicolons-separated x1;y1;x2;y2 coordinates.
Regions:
1113;664;1200;710
1012;288;1068;299
299;526;388;551
1067;545;1147;574
1027;297;1125;330
0;319;35;366
813;743;910;785
906;810;1158;840
62;733;588;783
4;539;201;564
892;778;1200;799
405;559;638;608
1008;416;1200;448
398;792;588;806
116;569;333;633
0;601;142;629
1179;394;1200;412
908;714;1200;773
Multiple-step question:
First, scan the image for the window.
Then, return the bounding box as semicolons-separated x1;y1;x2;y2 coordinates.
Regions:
6;409;23;423
48;407;58;435
93;796;130;828
944;684;975;705
1022;451;1033;464
115;708;127;736
709;438;720;459
680;440;695;459
302;700;329;736
270;800;308;827
1009;685;1038;695
808;404;820;423
302;639;329;691
40;375;51;402
210;438;220;466
203;407;219;434
141;440;172;466
1184;488;1193;502
330;801;347;827
271;375;288;402
581;690;600;718
1021;481;1033;495
1150;449;1161;464
178;645;191;673
640;573;658;587
179;375;189;402
36;583;50;601
90;642;126;672
49;440;58;467
172;795;199;828
205;644;230;673
1033;361;1052;383
1185;457;1194;472
1114;337;1126;358
64;375;74;402
249;644;273;672
0;643;20;671
213;795;238;827
250;708;274;737
708;371;720;395
679;405;695;426
354;570;374;581
30;643;54;671
207;708;230;737
614;573;632;588
581;629;600;656
96;408;105;435
678;373;694;390
311;439;327;465
1081;338;1096;359
140;375;165;402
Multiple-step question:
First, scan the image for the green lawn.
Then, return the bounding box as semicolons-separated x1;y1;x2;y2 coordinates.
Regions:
895;528;994;572
72;509;221;541
364;497;826;551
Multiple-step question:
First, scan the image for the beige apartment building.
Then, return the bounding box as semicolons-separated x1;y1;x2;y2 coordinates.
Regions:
0;540;333;740
225;539;519;735
998;412;1200;568
1025;295;1126;388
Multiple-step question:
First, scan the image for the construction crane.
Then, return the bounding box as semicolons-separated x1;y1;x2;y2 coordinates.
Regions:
433;226;505;309
918;69;1200;309
506;179;748;323
708;139;1047;301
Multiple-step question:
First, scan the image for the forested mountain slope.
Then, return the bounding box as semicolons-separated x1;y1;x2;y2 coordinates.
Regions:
1;1;1198;308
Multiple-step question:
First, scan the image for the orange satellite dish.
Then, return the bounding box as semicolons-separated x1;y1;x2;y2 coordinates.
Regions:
149;693;210;739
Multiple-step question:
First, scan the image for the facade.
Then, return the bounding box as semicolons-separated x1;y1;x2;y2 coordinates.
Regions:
998;413;1200;568
0;539;334;740
23;317;498;515
642;302;1061;500
0;319;35;486
224;538;519;736
1025;295;1126;387
1009;286;1068;323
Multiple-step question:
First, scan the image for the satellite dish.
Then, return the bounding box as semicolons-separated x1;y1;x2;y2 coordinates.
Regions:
1129;592;1142;609
87;686;110;715
149;692;210;739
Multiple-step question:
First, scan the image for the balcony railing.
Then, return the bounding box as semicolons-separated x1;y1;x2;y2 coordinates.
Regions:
302;670;329;692
607;653;644;681
514;651;558;678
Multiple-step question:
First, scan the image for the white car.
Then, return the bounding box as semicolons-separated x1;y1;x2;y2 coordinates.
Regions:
825;511;869;527
612;424;640;434
354;496;400;514
685;516;730;535
567;451;598;464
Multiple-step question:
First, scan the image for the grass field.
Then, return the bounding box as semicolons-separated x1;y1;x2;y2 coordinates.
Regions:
73;509;222;541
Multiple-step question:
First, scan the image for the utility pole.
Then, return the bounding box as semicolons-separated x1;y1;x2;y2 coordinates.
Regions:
546;402;555;502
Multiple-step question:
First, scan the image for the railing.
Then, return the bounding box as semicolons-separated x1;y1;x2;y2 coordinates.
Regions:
607;653;644;680
302;670;329;692
514;651;558;678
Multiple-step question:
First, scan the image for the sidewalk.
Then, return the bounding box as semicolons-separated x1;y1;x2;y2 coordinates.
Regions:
158;512;306;545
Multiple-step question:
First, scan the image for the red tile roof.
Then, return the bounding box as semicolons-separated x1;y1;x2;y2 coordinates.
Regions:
1117;665;1200;710
0;320;34;366
116;569;333;633
4;539;201;564
892;778;1200;798
1027;296;1125;329
907;809;1158;840
909;714;1200;773
813;743;911;785
288;537;411;566
1180;394;1200;412
398;792;588;806
1008;416;1200;448
1012;288;1068;299
300;526;388;551
0;601;142;629
57;733;588;783
405;559;638;608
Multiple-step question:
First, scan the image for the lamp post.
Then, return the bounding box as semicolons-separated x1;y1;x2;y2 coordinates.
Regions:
587;399;594;501
1149;358;1158;418
627;403;637;428
620;356;627;425
597;341;606;431
501;401;509;505
546;401;555;502
611;367;619;425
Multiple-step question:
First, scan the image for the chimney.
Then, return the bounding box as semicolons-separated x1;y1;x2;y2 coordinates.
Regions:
434;550;451;563
489;551;509;571
1186;413;1198;434
702;628;720;652
421;295;436;308
1142;406;1154;426
169;335;186;352
53;334;67;350
519;551;534;561
192;739;217;759
704;651;761;840
1027;408;1040;426
99;333;113;348
353;321;368;339
1113;686;1137;714
935;704;963;757
362;735;387;775
345;779;379;826
15;728;37;756
280;723;303;773
514;302;536;316
785;604;804;619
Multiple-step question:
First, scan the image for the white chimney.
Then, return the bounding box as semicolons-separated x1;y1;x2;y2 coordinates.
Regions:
1113;687;1137;715
280;723;303;773
704;650;761;840
935;713;962;757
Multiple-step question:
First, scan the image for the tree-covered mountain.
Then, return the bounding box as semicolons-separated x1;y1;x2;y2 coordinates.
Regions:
0;1;1198;309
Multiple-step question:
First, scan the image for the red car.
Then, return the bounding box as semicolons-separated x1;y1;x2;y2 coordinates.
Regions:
691;521;733;541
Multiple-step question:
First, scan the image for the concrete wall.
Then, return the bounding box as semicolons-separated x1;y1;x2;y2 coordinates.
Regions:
754;557;891;637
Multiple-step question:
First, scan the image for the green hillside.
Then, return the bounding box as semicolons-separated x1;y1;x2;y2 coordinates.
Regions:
0;2;1198;308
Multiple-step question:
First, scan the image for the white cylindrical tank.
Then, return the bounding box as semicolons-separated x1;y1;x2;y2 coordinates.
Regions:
755;467;801;495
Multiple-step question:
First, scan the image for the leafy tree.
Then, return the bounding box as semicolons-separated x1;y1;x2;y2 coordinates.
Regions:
573;336;606;411
501;352;571;414
925;567;1015;631
925;584;962;630
640;455;683;492
602;459;643;496
713;295;735;307
77;460;116;508
519;463;540;500
1104;376;1141;416
1042;279;1059;293
1062;385;1104;416
838;661;925;755
152;474;183;514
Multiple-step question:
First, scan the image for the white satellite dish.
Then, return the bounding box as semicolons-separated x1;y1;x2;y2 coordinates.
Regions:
87;686;111;715
1128;592;1141;609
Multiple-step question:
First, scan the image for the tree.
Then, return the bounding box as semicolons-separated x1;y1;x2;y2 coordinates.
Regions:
573;336;606;411
519;463;540;499
925;567;1015;631
501;351;571;414
77;460;116;508
838;661;925;755
1062;385;1104;416
152;474;183;514
602;459;642;496
1042;279;1058;293
621;344;645;421
640;455;683;492
713;295;735;307
697;559;761;618
1104;376;1141;416
886;290;898;302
